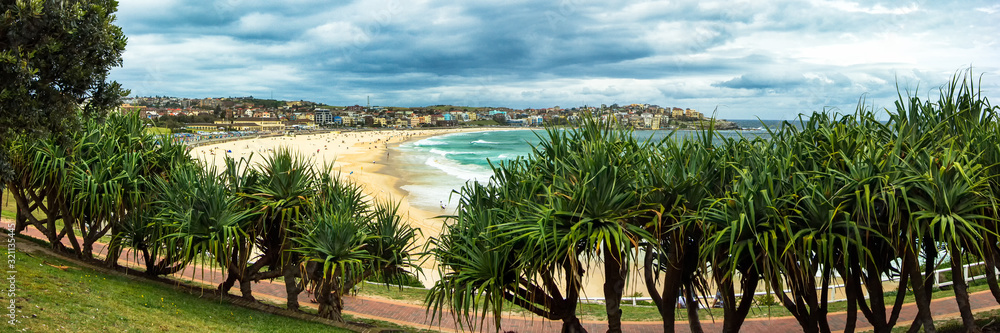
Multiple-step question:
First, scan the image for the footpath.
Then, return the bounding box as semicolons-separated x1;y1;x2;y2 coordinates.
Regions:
11;225;1000;332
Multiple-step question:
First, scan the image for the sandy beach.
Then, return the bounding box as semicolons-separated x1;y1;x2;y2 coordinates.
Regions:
190;128;506;287
189;127;651;298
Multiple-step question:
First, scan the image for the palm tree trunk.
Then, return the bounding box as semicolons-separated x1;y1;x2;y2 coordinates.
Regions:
283;264;302;311
238;272;254;299
838;265;858;333
60;202;82;255
659;272;682;333
560;268;587;333
645;247;683;333
905;249;935;333
983;233;1000;304
8;185;32;234
220;273;238;293
142;247;156;276
721;268;758;333
220;252;243;294
104;223;123;267
684;283;703;333
561;316;586;333
316;281;344;322
949;243;981;333
771;271;818;333
13;205;27;234
603;245;626;333
985;253;1000;304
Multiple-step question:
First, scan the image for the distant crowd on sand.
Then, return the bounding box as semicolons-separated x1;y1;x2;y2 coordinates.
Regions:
170;131;259;145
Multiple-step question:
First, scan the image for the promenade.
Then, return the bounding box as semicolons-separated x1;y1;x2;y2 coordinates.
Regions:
11;224;1000;332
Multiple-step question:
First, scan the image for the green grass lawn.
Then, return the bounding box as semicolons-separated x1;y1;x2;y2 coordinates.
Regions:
5;188;999;329
144;127;172;135
5;240;354;333
463;119;501;126
2;189;16;220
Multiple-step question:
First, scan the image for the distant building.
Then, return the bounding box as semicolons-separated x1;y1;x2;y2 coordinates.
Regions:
213;117;284;132
529;116;544;126
314;109;334;125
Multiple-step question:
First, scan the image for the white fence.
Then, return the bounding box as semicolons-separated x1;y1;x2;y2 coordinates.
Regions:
358;261;997;308
579;261;996;307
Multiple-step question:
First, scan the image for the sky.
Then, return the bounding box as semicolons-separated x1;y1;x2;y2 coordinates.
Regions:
110;0;1000;119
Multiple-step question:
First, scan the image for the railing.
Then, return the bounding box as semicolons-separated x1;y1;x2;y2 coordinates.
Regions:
932;261;992;288
578;261;996;307
351;261;996;308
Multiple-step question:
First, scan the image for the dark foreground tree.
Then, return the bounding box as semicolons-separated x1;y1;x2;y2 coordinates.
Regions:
0;0;128;187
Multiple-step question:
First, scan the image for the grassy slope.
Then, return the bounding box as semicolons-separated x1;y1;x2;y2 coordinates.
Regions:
932;307;1000;333
5;239;352;333
2;190;16;220
5;189;1000;329
144;127;172;135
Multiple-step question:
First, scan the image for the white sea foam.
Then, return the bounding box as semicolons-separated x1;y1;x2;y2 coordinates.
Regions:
429;148;477;156
470;140;499;144
424;157;493;182
413;138;446;146
401;183;464;211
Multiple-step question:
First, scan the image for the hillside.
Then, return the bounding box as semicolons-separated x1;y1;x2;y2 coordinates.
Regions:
3;234;356;333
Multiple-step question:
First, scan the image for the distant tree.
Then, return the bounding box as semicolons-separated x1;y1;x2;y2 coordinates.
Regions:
162;119;181;130
0;0;128;186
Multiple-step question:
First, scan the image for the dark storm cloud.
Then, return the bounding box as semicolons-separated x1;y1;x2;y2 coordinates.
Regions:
713;74;812;91
110;0;1000;118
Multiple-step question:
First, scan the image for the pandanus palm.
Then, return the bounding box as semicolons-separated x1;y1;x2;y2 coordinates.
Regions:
292;205;371;322
974;110;1000;308
882;71;999;333
159;163;255;276
222;148;317;301
6;134;70;249
698;139;784;333
638;128;724;333
117;137;193;276
510;118;651;333
363;199;422;287
766;111;890;333
69;122;129;260
105;114;193;268
900;146;991;333
428;159;588;332
826;117;910;333
292;179;418;322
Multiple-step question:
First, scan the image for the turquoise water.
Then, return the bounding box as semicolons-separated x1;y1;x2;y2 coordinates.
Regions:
392;130;543;211
392;122;779;211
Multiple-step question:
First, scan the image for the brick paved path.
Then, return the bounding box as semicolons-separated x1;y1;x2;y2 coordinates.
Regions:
12;225;1000;332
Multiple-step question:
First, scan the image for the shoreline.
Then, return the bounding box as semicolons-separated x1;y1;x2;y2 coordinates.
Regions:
189;127;519;288
188;126;648;295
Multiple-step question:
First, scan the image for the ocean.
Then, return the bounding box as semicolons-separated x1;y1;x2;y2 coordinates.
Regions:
392;120;784;211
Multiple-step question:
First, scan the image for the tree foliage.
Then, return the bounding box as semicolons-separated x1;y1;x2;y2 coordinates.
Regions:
0;0;128;184
429;70;1000;333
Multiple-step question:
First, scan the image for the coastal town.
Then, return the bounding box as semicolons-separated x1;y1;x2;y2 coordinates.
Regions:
122;95;741;134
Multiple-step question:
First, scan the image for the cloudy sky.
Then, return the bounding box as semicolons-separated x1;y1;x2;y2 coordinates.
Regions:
110;0;1000;119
